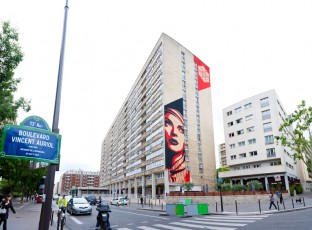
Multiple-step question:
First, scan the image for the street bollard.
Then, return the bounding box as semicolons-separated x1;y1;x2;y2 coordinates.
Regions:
216;202;218;212
258;199;261;213
292;199;294;208
277;201;279;210
151;202;153;209
161;202;163;210
235;199;238;214
303;197;305;207
149;199;150;207
282;201;285;209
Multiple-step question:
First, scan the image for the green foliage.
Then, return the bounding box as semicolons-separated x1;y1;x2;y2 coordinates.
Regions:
0;21;31;140
289;185;295;196
221;183;231;192
231;184;247;192
246;180;264;191
296;184;303;194
181;182;194;191
275;100;312;178
216;168;230;184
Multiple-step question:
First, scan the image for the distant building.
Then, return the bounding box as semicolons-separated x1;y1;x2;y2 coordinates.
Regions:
218;143;227;167
60;169;100;194
100;33;216;198
219;89;311;192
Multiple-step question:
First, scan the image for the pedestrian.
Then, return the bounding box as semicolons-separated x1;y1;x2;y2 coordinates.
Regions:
0;194;16;230
268;192;277;210
140;196;143;205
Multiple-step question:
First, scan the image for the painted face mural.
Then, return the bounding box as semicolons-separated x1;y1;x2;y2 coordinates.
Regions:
164;98;190;183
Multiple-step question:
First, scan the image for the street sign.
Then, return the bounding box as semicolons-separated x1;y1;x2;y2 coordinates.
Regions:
0;124;61;164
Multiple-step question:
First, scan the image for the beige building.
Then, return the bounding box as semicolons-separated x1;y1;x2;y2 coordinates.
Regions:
100;33;216;198
218;143;227;167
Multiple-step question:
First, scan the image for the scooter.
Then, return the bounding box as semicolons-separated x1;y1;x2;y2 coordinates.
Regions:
96;202;111;230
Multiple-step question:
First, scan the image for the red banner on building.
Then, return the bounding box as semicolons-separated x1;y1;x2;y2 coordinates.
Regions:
194;55;210;91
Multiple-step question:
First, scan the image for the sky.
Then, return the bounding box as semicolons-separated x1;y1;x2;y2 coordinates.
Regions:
1;0;312;182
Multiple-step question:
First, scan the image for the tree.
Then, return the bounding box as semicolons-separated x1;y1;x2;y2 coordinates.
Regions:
0;21;31;195
0;21;31;137
275;100;312;178
181;182;194;191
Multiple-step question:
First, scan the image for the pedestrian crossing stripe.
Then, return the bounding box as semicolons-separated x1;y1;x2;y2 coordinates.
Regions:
193;217;256;223
181;219;247;226
168;222;237;230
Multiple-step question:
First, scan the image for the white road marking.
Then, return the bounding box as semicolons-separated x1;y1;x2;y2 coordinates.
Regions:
154;224;191;230
170;222;237;230
69;216;83;224
194;217;255;223
112;209;169;219
182;219;246;227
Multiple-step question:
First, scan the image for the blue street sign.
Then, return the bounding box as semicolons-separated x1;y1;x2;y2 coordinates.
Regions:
0;124;61;164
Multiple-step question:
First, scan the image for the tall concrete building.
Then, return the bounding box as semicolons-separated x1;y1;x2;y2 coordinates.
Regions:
218;143;227;167
100;33;216;198
219;89;311;192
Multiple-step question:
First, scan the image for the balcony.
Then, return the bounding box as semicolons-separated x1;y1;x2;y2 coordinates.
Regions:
219;165;286;178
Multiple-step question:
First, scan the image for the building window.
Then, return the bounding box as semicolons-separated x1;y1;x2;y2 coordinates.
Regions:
266;148;276;158
228;121;234;127
265;135;274;144
229;144;235;148
245;114;253;121
235;107;242;113
236;118;243;124
271;162;281;166
229;132;234;138
239;153;246;158
263;122;273;132
238;141;245;147
227;111;232;116
253;164;261;168
231;155;237;160
237;129;244;135
248;138;256;144
247;126;255;132
243;165;251;169
249;151;257;156
244;103;252;109
262;109;271;120
260;97;269;108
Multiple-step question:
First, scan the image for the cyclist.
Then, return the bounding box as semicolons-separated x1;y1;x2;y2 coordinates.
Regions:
57;195;68;213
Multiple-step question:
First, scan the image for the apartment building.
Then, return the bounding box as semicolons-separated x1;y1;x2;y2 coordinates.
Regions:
60;169;100;194
100;33;216;199
218;143;227;167
219;89;310;192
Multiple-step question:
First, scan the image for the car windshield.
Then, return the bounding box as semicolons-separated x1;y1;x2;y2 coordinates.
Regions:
73;198;88;204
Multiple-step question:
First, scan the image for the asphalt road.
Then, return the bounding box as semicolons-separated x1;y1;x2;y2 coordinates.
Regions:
63;203;312;230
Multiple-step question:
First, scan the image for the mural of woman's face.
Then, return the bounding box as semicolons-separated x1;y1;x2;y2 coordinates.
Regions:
165;112;185;153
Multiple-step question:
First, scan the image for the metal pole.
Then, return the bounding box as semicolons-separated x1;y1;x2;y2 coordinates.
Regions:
258;199;261;213
219;187;224;212
38;1;69;229
235;199;238;214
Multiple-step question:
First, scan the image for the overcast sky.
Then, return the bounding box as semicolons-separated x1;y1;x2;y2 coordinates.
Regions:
1;0;311;182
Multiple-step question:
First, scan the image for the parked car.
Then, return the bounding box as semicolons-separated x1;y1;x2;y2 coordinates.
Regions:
36;195;44;203
111;197;128;206
67;198;92;215
84;195;97;205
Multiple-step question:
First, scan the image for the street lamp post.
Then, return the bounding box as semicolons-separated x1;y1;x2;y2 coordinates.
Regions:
38;1;69;229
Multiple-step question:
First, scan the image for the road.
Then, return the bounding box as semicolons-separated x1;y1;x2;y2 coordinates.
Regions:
63;204;312;230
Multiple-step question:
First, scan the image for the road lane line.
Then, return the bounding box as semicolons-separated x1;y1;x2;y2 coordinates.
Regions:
182;219;246;227
69;216;83;224
112;209;169;219
170;222;237;230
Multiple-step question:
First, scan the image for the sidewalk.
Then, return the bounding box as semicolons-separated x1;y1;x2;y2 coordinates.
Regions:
135;192;312;215
10;199;69;230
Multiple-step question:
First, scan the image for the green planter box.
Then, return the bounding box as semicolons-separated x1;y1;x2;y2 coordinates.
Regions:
197;203;209;214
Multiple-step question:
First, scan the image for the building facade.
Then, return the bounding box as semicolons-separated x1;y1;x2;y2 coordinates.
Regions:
60;169;100;194
218;143;227;167
219;89;309;192
100;33;216;199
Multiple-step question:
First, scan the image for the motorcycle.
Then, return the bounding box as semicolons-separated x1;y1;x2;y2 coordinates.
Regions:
96;201;111;230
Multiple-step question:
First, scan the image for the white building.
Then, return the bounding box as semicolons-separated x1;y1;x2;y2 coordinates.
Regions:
219;89;307;192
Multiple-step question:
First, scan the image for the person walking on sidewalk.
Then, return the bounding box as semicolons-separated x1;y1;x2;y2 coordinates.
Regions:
0;194;16;230
268;192;277;209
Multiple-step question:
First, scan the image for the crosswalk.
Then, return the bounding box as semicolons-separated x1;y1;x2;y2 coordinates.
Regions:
111;215;270;230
